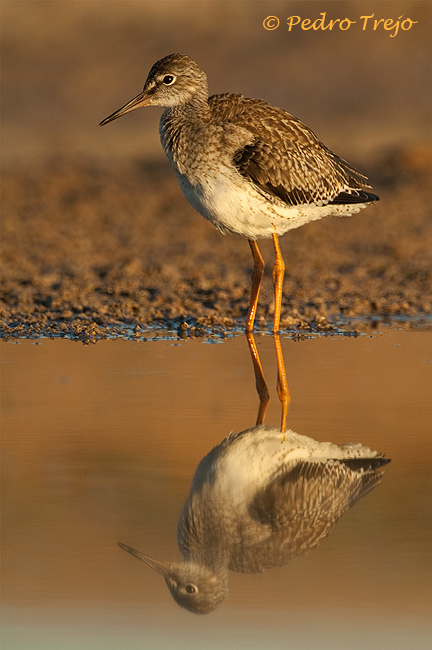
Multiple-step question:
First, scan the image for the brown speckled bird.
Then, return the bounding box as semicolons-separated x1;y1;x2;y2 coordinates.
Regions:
100;53;379;333
118;426;390;614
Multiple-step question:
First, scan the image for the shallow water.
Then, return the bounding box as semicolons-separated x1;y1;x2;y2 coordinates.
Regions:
2;331;431;649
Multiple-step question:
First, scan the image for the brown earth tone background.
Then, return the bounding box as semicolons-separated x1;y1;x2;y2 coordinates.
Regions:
1;1;431;340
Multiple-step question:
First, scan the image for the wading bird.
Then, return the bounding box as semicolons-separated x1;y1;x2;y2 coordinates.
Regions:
119;426;389;613
100;54;378;333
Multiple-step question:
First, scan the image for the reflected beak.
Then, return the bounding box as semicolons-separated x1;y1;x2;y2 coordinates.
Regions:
99;91;152;126
118;542;171;576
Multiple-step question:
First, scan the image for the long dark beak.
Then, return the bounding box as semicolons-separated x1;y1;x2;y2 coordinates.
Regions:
118;542;172;576
99;91;152;126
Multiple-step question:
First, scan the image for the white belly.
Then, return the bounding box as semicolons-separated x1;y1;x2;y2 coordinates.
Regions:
175;167;367;240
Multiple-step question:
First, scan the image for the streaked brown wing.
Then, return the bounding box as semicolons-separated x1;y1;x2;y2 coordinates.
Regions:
209;93;374;206
229;458;387;573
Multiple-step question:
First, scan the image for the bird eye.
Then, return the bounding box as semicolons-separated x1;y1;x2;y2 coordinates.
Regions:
185;584;198;594
162;75;176;85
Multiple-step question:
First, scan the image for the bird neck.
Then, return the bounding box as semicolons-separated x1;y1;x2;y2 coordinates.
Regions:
160;95;211;166
178;499;231;567
168;88;211;122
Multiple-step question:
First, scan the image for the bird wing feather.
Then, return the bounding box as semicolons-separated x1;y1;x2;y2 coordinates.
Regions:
229;458;385;573
209;94;375;207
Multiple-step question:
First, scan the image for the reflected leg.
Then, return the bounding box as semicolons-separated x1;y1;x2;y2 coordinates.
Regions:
246;240;265;333
245;331;270;425
271;233;285;334
274;333;290;434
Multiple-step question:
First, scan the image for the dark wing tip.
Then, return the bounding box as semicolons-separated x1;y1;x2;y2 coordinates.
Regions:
339;456;390;471
330;190;379;205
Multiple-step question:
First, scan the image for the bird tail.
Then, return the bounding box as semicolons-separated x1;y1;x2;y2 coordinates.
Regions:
330;189;379;205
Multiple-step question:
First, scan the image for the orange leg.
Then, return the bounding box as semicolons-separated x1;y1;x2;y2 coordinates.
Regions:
271;233;285;334
246;240;265;333
246;331;270;425
273;333;290;434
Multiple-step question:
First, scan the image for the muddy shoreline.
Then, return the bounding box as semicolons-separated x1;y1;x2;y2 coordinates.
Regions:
1;149;431;343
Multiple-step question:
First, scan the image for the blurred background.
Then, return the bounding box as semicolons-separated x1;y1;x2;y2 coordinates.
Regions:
2;0;431;333
2;0;430;165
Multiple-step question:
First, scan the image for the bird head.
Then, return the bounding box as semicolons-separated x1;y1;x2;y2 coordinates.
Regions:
99;54;208;126
118;542;228;614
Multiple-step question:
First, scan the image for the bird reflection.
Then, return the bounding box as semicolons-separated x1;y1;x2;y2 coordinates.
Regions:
119;334;390;614
246;330;290;432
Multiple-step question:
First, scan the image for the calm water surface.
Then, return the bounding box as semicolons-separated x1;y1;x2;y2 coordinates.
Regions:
2;331;431;649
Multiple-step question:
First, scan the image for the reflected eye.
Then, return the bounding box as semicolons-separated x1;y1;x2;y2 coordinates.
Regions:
163;75;176;85
185;584;198;594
